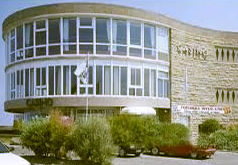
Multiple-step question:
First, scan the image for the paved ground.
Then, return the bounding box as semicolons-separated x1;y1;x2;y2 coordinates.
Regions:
113;151;238;165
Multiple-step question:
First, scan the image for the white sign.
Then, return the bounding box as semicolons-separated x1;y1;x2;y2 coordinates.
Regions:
174;105;231;114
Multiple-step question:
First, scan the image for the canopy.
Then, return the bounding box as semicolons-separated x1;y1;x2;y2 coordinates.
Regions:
121;106;156;115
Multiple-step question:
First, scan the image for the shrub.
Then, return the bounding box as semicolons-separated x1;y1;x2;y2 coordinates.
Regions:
13;119;23;132
20;118;51;156
109;115;147;149
199;119;220;135
71;117;116;165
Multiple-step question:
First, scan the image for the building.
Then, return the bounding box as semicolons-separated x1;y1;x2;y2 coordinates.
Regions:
2;3;238;141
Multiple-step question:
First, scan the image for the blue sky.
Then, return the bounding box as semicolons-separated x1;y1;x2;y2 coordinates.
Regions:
0;0;238;125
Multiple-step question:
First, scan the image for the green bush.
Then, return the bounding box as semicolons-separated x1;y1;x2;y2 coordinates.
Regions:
109;115;147;149
71;117;116;165
199;119;220;135
20;111;73;158
20;118;51;156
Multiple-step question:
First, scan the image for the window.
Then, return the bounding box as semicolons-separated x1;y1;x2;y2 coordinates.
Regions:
55;66;61;95
25;68;34;97
36;68;46;96
16;26;23;60
104;66;111;95
71;66;77;95
80;66;93;95
80;18;92;26
25;69;29;97
158;71;169;98
16;70;24;98
79;18;93;54
144;24;156;59
120;67;127;95
112;20;127;55
129;68;142;96
130;22;141;45
96;18;111;54
96;66;102;95
63;66;70;95
25;23;33;58
158;27;169;61
10;29;15;62
49;19;61;55
144;68;156;97
35;20;46;56
63;18;76;54
151;70;156;97
113;66;119;95
144;69;150;96
10;72;15;99
49;66;54;95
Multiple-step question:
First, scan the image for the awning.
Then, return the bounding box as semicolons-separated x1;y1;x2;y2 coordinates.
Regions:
121;106;156;115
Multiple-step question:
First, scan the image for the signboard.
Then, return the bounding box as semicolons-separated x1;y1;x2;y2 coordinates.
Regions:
173;105;231;114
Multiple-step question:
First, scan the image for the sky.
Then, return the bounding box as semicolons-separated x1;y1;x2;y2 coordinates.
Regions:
0;0;238;125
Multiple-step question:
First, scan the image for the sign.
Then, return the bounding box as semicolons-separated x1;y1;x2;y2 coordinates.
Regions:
176;45;208;60
174;105;231;114
26;98;53;107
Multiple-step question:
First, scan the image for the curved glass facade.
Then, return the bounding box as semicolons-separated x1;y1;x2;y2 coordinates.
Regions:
5;15;170;102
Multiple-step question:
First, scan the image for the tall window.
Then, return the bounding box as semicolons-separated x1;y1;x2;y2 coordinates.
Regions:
144;69;150;96
96;66;102;95
25;23;33;58
36;68;46;96
25;68;34;97
48;66;61;95
129;68;142;96
130;22;142;57
71;66;77;95
63;66;70;95
158;27;169;61
10;72;15;99
63;18;76;54
10;29;15;62
144;24;156;59
79;17;93;54
55;66;61;95
35;20;46;56
113;66;119;95
144;68;156;97
16;70;24;98
16;25;23;60
112;20;127;55
158;71;169;98
48;19;61;55
96;18;111;54
49;66;54;95
104;66;111;95
120;67;127;95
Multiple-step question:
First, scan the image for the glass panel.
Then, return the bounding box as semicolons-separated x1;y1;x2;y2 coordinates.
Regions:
96;45;110;54
49;67;54;95
10;29;15;52
25;48;33;58
104;66;111;95
136;88;142;96
63;45;76;54
71;66;77;95
42;68;46;85
30;68;34;96
121;67;127;95
16;71;20;98
131;68;135;85
136;69;141;86
79;45;93;54
79;29;93;42
63;66;70;95
25;23;33;47
16;25;23;49
144;49;156;59
36;68;40;86
112;20;126;45
164;79;169;98
144;24;155;48
96;66;102;95
158;27;169;53
63;18;76;42
129;48;141;57
80;87;85;94
36;31;46;45
96;18;110;43
130;22;141;45
129;88;135;96
25;69;29;97
158;79;163;97
151;70;156;97
144;69;149;96
49;19;60;44
11;72;15;99
10;53;15;62
89;66;93;84
113;66;119;95
158;71;168;78
112;46;127;56
36;47;46;56
36;20;45;29
80;18;92;26
49;46;60;55
55;66;61;95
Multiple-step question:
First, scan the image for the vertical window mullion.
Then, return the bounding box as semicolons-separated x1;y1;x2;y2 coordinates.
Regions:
33;21;36;57
110;61;113;95
69;65;71;95
54;66;56;96
127;21;130;57
60;17;63;55
110;18;113;56
142;23;144;58
76;17;79;54
23;24;25;60
46;19;49;56
102;65;104;95
93;17;96;55
61;65;63;96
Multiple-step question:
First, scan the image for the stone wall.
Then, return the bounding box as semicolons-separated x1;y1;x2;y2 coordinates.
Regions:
170;28;238;143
